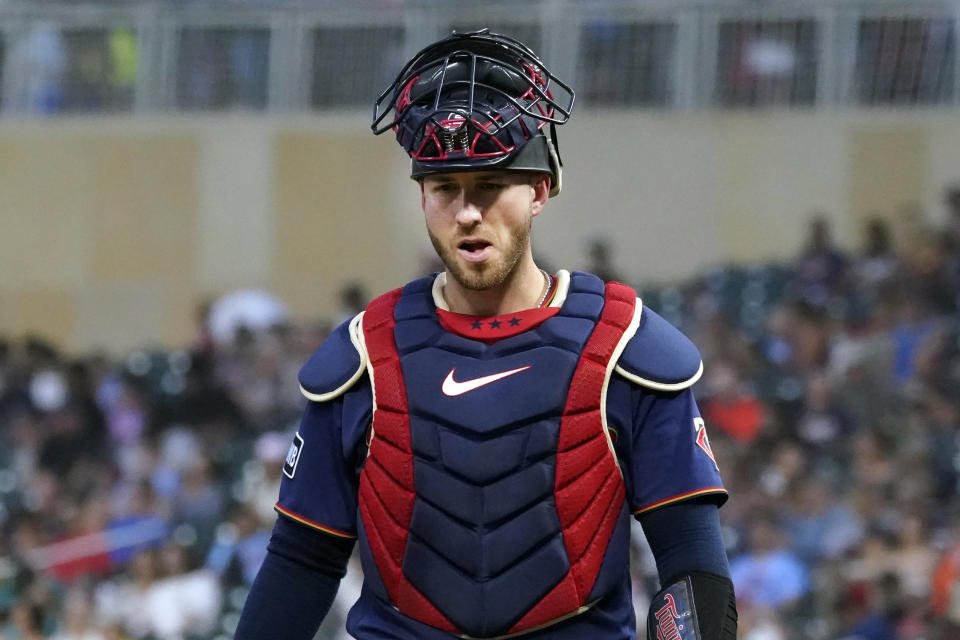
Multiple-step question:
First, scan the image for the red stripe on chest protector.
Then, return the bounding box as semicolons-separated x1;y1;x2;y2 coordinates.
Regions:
358;288;457;633
509;282;634;634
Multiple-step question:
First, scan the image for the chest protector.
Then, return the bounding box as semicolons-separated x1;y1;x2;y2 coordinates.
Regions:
357;273;637;638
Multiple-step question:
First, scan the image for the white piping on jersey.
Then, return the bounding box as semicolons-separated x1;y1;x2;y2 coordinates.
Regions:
599;297;643;476
358;315;376;456
299;312;369;402
431;269;572;311
613;359;704;391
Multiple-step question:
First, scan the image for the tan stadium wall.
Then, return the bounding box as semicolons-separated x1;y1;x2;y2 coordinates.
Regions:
1;110;958;354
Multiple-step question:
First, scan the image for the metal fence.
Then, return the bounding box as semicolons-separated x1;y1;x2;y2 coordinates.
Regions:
1;0;960;116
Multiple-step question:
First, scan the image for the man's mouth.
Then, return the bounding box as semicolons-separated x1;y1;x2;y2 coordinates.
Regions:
457;239;493;263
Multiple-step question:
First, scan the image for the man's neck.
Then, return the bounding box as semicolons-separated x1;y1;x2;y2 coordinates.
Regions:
441;262;547;317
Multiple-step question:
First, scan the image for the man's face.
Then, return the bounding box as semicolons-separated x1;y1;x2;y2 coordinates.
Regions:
421;171;546;290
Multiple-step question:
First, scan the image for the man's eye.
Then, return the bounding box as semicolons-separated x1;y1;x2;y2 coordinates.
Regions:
478;183;504;191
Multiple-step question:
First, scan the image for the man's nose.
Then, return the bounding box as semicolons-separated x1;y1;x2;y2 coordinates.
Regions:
454;198;483;226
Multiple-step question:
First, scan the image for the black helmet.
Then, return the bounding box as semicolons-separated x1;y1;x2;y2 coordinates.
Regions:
372;29;575;197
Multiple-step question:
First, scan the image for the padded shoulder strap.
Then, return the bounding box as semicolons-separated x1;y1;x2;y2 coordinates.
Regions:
615;304;704;391
298;312;368;402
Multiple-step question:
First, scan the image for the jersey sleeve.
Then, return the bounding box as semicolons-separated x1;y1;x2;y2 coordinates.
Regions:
275;379;373;539
607;377;727;515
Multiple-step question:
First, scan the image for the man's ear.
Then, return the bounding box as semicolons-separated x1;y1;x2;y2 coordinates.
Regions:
530;174;550;216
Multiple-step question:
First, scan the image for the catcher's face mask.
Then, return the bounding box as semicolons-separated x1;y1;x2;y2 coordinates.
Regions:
372;29;575;197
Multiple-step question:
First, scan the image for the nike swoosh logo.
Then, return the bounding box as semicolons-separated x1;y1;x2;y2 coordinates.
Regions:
441;366;531;397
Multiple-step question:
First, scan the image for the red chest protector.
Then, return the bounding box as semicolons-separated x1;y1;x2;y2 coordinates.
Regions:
357;273;638;638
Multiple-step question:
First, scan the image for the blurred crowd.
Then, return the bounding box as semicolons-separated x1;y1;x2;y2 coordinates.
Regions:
0;311;333;639
668;188;960;640
1;188;959;640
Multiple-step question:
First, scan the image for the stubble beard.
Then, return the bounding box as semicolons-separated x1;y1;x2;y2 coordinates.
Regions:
429;215;533;291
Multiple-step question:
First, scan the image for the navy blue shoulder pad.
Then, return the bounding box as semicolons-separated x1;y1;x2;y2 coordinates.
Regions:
298;313;368;402
615;304;703;391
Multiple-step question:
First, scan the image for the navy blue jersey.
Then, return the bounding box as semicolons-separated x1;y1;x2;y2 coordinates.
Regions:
277;271;726;639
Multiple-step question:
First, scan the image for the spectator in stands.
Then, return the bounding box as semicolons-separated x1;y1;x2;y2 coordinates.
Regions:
106;28;137;107
737;607;788;640
898;220;955;315
1;24;65;114
854;216;899;289
585;237;625;283
143;541;221;640
104;376;148;450
907;324;957;400
51;586;104;640
932;516;960;635
151;353;243;436
782;475;863;565
94;548;160;638
757;303;795;369
834;572;902;640
849;430;896;495
334;282;368;327
889;291;938;385
205;504;269;587
65;32;112;111
923;392;960;500
789;302;833;374
795;372;852;450
2;599;48;640
791;213;849;307
756;440;806;498
887;513;936;605
226;328;302;432
701;360;765;444
171;455;226;551
729;511;809;610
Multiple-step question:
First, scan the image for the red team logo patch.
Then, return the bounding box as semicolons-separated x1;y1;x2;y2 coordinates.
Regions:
694;418;718;470
654;593;684;640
